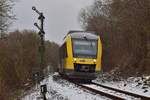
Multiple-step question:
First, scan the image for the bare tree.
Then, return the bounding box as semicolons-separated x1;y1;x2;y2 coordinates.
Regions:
0;30;59;99
79;0;150;76
0;0;14;33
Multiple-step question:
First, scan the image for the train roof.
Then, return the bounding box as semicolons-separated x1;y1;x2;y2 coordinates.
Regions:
68;31;99;40
60;31;99;46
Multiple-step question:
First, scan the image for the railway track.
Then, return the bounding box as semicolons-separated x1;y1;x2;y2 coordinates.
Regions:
91;82;150;100
70;80;150;100
76;82;127;100
56;75;150;100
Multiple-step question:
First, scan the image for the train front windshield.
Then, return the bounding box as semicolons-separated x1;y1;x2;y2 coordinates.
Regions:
73;39;97;58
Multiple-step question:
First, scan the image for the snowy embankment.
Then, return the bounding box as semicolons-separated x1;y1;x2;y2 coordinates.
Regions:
94;76;150;98
22;73;150;100
22;73;108;100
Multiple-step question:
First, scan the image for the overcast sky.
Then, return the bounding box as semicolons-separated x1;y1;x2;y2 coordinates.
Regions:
11;0;93;44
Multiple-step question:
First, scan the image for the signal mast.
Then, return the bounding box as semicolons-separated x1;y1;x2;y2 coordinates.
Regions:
32;6;45;81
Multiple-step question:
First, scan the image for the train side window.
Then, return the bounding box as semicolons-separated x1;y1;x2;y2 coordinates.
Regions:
61;42;68;58
64;43;68;58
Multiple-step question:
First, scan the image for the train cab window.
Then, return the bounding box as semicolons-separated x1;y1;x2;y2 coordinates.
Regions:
72;39;98;58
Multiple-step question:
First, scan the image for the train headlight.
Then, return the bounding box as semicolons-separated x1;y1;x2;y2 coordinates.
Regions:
93;59;96;63
74;58;77;62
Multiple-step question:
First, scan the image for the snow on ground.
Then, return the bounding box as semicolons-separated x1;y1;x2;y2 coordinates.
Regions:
83;84;139;100
22;73;150;100
22;73;109;100
94;76;150;98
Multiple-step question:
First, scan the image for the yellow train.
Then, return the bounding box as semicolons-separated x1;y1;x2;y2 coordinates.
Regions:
59;31;102;80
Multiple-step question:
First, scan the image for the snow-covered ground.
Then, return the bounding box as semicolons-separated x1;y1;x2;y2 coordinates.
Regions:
83;84;139;100
22;73;150;100
94;76;150;98
22;73;109;100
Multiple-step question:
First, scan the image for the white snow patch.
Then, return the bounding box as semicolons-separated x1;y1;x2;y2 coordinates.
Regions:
83;84;139;100
94;76;150;98
22;74;109;100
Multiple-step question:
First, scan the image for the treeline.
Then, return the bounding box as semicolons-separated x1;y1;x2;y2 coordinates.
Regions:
0;30;59;100
79;0;150;77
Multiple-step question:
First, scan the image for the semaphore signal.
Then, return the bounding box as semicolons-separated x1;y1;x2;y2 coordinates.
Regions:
32;6;46;82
